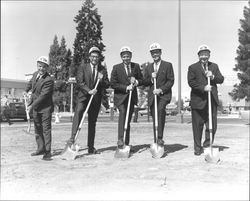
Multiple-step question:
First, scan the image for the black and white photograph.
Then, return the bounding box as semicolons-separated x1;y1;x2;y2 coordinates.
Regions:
1;0;249;200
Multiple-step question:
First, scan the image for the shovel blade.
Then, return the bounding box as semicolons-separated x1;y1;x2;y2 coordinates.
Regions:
60;144;80;160
204;147;220;163
114;145;130;159
22;129;34;136
150;143;164;159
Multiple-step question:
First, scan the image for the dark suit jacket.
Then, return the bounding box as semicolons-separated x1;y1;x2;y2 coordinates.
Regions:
25;71;54;113
76;62;110;104
110;62;143;107
144;60;175;107
188;61;224;109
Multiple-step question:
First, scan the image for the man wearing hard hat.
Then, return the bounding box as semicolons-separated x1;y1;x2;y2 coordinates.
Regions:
144;43;175;148
110;46;143;149
24;56;54;160
187;45;224;156
67;47;110;154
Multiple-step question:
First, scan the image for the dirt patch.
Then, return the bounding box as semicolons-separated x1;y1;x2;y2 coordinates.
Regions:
1;121;249;200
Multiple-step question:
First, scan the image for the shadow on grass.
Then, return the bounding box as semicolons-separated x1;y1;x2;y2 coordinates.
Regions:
213;145;229;152
160;143;188;158
52;147;88;157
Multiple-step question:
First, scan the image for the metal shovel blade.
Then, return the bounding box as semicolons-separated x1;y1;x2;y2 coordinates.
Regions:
60;143;80;160
150;143;164;159
204;147;220;163
114;145;130;159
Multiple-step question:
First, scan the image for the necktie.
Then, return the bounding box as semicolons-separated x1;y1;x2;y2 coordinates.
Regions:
126;65;131;77
36;74;40;82
92;66;96;82
203;63;208;71
154;63;158;73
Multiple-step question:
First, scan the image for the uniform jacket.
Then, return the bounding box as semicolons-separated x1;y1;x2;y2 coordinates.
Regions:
144;60;175;107
111;62;143;107
25;71;54;113
188;61;224;109
76;62;110;104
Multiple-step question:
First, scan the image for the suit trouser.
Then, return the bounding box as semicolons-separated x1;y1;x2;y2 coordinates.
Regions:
117;98;134;145
3;107;12;124
150;97;168;141
70;99;101;149
33;111;52;153
191;102;217;152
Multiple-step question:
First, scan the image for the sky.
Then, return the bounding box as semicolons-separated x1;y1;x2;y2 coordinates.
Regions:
1;0;248;98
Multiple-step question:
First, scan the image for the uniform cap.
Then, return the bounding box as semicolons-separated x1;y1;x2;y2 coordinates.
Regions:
37;56;49;65
197;44;211;55
89;46;101;54
149;43;161;52
120;46;132;54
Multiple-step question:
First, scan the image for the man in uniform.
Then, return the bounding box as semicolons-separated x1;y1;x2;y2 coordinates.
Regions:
67;47;110;154
24;56;54;160
111;46;143;149
144;43;175;147
188;45;224;155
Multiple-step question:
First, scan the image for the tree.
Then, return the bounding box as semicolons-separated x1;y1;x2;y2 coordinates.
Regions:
48;35;60;77
72;0;105;68
49;35;73;111
229;1;250;101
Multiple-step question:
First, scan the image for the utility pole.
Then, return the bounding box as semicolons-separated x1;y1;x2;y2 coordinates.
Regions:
176;0;184;123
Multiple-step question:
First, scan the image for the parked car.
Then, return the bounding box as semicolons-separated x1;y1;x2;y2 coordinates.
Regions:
0;102;32;122
138;107;150;116
166;103;178;116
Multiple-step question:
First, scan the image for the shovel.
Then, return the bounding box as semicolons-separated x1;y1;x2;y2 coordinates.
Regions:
23;94;32;135
150;76;164;159
204;73;220;163
60;78;101;160
114;89;132;159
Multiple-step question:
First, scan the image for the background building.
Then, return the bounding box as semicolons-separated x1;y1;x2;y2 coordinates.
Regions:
1;78;28;102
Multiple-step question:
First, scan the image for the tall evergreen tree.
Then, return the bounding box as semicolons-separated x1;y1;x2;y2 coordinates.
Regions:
49;35;60;78
49;35;73;111
72;0;105;68
229;1;250;101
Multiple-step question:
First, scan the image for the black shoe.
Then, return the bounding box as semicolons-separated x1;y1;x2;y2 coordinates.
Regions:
42;152;52;161
194;149;203;156
117;140;124;149
157;139;164;146
8;122;13;125
88;148;100;154
31;150;45;156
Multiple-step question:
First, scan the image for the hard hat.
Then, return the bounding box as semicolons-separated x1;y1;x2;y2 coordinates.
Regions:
89;46;100;54
120;46;132;55
37;56;49;66
197;44;211;55
149;43;161;52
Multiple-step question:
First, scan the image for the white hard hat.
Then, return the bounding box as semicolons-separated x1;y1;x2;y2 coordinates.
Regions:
37;56;49;66
120;46;132;55
149;43;161;52
89;46;100;54
197;44;211;55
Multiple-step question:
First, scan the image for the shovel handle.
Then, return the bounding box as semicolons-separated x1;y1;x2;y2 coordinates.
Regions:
206;66;213;147
74;78;101;142
23;94;30;121
123;89;132;143
153;77;158;143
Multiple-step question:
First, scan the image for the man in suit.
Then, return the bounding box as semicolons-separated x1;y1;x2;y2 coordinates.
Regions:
67;47;110;154
24;56;54;160
188;44;224;155
144;43;175;147
111;46;143;149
